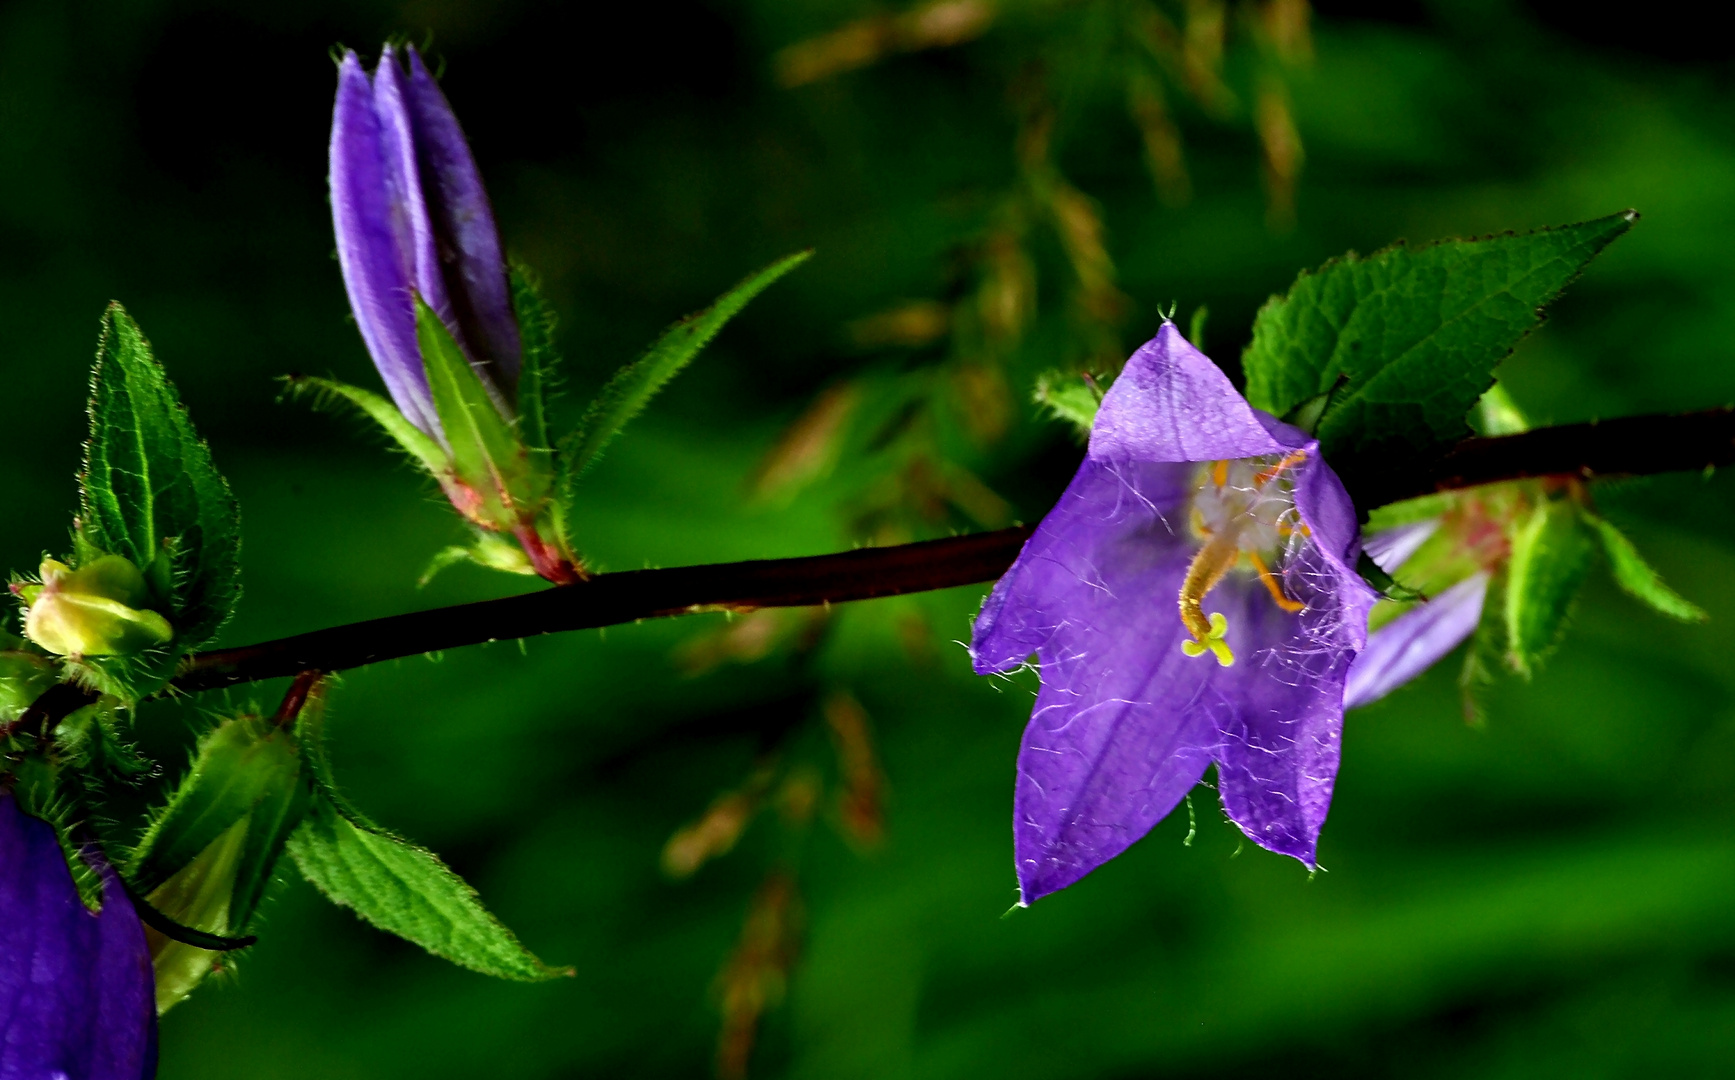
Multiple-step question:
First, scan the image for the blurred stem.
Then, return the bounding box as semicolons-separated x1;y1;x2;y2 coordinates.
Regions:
15;406;1727;710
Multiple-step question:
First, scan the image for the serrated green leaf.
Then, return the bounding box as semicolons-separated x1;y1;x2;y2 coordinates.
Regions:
289;698;569;982
1504;499;1595;676
561;250;812;482
286;375;449;476
83;303;241;650
510;263;560;453
1241;213;1635;495
1588;515;1707;623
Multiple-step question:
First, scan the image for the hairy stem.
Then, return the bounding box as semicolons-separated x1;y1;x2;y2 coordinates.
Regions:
146;405;1730;693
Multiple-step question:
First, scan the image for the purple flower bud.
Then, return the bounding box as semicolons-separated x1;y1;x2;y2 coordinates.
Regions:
971;324;1378;903
330;45;521;440
0;794;157;1079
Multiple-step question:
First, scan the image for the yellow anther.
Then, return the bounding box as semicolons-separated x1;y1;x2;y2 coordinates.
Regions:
1254;450;1307;487
1211;459;1230;488
1180;611;1235;667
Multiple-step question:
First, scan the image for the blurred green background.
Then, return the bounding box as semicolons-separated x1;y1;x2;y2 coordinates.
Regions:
5;0;1735;1075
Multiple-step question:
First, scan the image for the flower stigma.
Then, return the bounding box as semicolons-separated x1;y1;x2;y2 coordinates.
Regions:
1176;452;1309;666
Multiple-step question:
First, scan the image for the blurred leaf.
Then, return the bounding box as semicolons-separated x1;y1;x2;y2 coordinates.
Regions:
1588;515;1707;623
560;250;812;484
510;263;561;453
288;696;569;982
1241;212;1636;493
1033;369;1103;436
286;375;449;476
1504;499;1594;676
82;302;240;649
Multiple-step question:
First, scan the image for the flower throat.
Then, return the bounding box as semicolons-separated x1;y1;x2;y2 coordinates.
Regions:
1177;452;1308;667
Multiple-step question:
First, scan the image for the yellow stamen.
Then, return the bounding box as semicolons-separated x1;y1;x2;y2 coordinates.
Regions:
1246;550;1305;613
1254;450;1307;487
1211;459;1230;488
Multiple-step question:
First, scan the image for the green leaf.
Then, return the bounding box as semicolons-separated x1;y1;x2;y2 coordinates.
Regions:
83;303;241;649
561;250;812;482
1587;515;1707;623
1033;369;1104;436
286;375;449;477
1504;498;1595;676
288;698;569;982
510;263;561;453
1241;212;1636;495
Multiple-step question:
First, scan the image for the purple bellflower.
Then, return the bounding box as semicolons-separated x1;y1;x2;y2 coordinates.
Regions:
330;46;579;583
1;794;157;1079
971;323;1378;904
331;44;519;436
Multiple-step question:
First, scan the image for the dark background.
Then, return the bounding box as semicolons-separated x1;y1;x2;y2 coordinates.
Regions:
5;0;1735;1075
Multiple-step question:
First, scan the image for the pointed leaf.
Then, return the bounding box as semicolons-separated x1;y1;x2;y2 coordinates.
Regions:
1241;213;1636;495
287;375;449;476
1504;499;1594;676
1588;515;1707;623
83;303;240;649
510;263;560;453
561;250;812;481
288;696;569;982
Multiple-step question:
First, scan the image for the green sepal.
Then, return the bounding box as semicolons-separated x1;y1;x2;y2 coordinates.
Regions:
1241;212;1635;495
287;697;571;982
1356;551;1424;602
127;713;308;923
1586;514;1707;623
510;263;560;454
416;297;543;521
1033;369;1104;436
418;532;537;588
82;303;241;654
285;375;450;477
1503;497;1595;676
559;250;812;484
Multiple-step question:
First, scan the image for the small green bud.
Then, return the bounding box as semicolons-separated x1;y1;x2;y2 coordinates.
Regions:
16;555;173;658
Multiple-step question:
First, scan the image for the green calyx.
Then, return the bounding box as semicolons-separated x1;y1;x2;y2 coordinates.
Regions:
128;712;311;1013
19;554;174;658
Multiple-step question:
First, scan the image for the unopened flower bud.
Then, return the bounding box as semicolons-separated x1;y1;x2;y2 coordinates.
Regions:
16;555;173;658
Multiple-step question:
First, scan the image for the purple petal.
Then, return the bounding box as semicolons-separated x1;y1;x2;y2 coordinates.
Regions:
1344;572;1489;709
1363;519;1440;574
975;458;1212;901
330;51;442;438
403;48;521;391
1091;322;1288;465
0;795;156;1079
1213;545;1359;867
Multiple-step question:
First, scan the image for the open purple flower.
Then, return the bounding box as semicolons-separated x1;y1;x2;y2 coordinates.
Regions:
971;323;1377;904
329;44;520;441
1;794;157;1079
